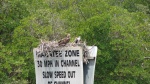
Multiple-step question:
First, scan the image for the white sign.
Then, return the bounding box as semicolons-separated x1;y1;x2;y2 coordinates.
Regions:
33;47;83;84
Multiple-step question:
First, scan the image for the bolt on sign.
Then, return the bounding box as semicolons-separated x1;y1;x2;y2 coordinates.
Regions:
33;47;83;84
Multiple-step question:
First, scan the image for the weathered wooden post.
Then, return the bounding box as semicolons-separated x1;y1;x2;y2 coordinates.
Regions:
33;41;97;84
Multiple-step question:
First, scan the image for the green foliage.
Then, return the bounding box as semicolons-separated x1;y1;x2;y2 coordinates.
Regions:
0;0;150;84
0;0;29;44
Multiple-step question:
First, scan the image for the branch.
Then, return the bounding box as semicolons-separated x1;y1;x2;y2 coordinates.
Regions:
145;46;150;51
144;57;150;59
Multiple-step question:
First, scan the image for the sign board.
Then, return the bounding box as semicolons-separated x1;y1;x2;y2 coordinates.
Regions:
33;47;83;84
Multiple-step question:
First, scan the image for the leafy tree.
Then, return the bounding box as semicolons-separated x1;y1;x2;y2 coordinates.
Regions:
0;0;150;84
0;0;29;45
75;4;150;83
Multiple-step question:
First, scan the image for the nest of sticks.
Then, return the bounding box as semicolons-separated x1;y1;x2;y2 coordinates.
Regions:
37;40;90;64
